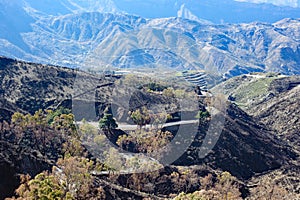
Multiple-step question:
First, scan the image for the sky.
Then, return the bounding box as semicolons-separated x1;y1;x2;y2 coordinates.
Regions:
235;0;299;7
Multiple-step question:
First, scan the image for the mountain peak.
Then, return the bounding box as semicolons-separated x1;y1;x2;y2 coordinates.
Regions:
177;3;212;24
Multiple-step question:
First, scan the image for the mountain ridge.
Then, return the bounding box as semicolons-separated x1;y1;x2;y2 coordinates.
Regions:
1;1;300;77
2;11;300;77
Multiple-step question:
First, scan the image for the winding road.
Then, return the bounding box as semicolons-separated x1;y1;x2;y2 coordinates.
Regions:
77;120;199;131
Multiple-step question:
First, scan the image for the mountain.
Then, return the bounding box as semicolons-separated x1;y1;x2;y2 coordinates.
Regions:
1;1;300;77
113;0;300;23
253;77;300;151
1;1;300;75
1;6;300;77
87;17;300;76
235;0;300;8
1;56;299;198
14;0;300;24
0;55;112;122
212;72;300;194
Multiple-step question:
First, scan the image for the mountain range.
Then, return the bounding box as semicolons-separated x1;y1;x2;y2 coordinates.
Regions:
1;0;300;77
15;0;300;22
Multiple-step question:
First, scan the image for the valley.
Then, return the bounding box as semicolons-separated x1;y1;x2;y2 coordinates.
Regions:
0;57;299;199
0;0;300;199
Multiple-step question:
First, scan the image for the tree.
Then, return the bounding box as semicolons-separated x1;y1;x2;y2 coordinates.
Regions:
99;106;118;131
162;87;175;97
104;147;123;171
151;112;172;131
62;138;87;158
200;174;213;191
11;112;27;128
174;171;242;200
248;175;299;200
55;156;94;199
146;82;167;92
214;171;241;200
46;107;71;125
129;106;151;130
51;113;77;138
78;119;98;141
174;191;204;200
8;172;70;200
117;129;173;158
9;157;94;200
195;110;210;122
10;110;63;154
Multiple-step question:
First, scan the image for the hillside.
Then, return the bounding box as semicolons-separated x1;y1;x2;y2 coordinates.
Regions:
0;55;124;122
251;77;300;151
0;57;299;199
211;73;287;110
212;73;300;151
213;73;300;196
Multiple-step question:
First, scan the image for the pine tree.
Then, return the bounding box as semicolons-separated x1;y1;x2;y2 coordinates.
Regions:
99;106;118;131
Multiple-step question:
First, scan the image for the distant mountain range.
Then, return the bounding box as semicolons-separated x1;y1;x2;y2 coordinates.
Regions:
235;0;300;8
9;0;300;23
1;0;300;77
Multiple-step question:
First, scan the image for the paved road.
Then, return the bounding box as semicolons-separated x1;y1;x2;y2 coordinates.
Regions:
77;120;199;131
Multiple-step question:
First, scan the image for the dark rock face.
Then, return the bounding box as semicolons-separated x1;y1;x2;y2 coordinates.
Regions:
268;76;300;94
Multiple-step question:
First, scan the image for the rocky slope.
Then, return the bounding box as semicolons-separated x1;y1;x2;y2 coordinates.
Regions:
0;129;56;200
174;102;297;179
214;73;300;194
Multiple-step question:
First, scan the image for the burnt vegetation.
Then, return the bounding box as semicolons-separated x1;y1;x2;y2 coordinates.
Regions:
0;57;299;199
